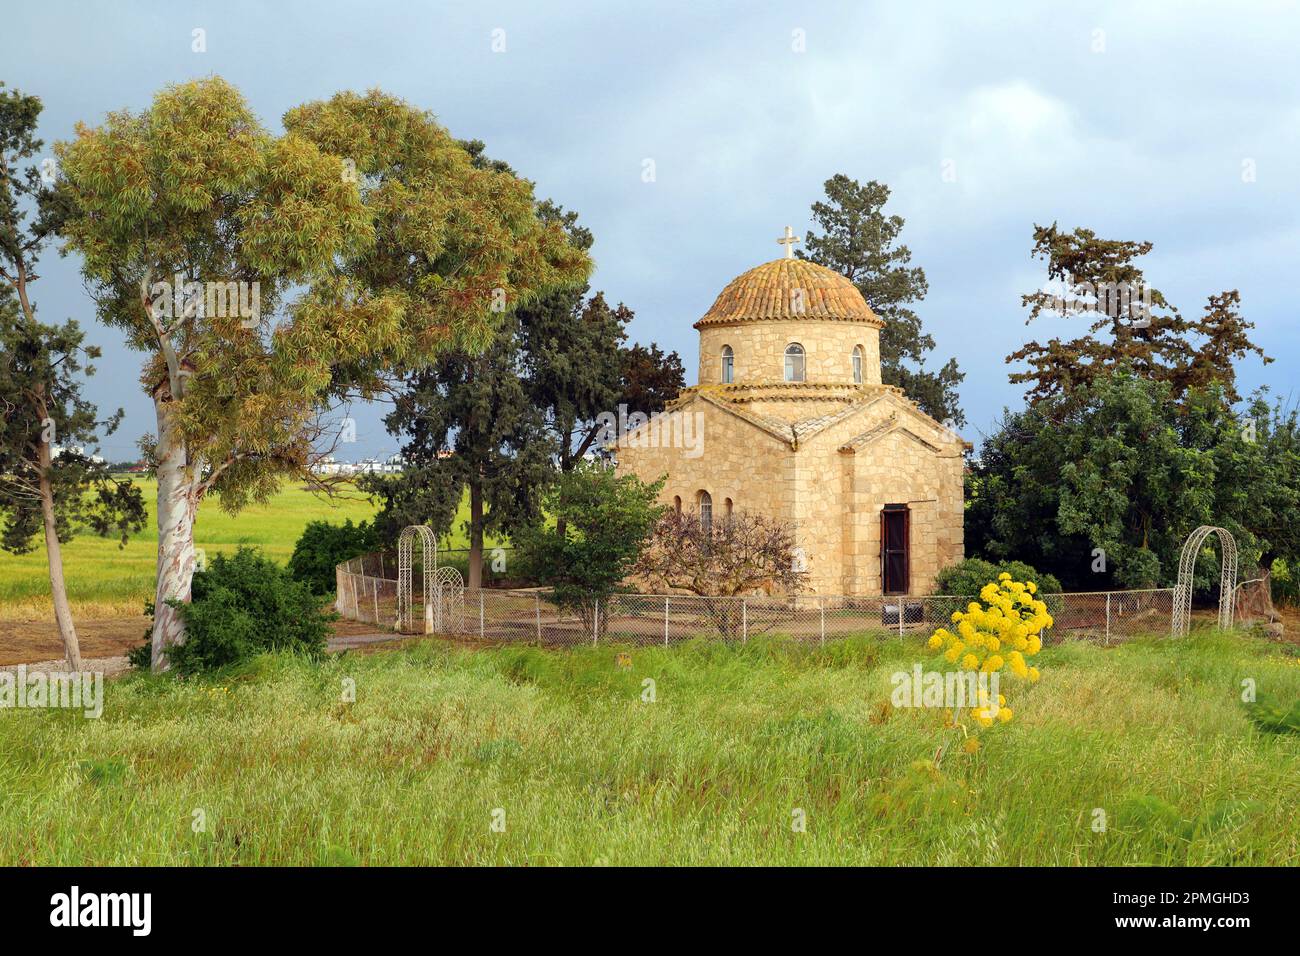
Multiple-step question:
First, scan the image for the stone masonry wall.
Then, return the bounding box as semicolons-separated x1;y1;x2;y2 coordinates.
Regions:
617;391;964;598
615;399;796;535
698;320;882;387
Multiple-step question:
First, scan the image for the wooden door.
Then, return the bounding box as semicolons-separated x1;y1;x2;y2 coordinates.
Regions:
881;504;909;595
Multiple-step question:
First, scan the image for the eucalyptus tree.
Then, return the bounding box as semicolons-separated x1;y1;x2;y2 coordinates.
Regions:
56;80;588;667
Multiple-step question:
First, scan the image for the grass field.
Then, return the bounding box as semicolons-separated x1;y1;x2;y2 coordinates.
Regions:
2;629;1297;865
0;479;500;619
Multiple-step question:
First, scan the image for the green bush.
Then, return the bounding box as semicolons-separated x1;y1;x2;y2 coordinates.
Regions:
132;547;332;675
287;519;379;595
1270;559;1299;606
934;558;1063;598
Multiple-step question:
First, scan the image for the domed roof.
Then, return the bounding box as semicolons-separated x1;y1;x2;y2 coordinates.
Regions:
694;257;883;329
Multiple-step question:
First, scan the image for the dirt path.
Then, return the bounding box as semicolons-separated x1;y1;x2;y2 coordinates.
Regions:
0;614;414;667
0;616;148;666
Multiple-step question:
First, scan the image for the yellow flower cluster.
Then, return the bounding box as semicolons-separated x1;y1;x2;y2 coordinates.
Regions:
923;573;1050;726
971;689;1012;727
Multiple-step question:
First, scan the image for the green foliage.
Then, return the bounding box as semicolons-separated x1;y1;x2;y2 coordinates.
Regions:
56;79;591;664
967;370;1298;590
0;297;146;554
137;547;331;675
934;558;1062;597
54;77;382;513
287;519;379;595
364;311;552;587
364;176;680;584
1270;560;1300;605
515;465;665;630
0;83;146;554
0;81;147;667
516;202;685;475
802;174;964;426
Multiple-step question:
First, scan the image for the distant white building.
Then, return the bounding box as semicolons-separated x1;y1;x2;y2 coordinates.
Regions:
51;445;105;466
310;455;346;476
311;453;403;477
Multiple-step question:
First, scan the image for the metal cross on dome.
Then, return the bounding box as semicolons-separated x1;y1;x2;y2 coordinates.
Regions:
777;225;800;258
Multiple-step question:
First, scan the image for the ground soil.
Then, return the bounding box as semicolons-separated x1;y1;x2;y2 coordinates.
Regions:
0;613;406;668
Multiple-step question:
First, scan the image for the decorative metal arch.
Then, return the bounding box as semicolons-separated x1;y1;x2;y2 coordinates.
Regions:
397;525;438;633
430;565;465;634
1172;526;1238;637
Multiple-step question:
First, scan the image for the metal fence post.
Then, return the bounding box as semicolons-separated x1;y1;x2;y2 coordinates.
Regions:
593;597;599;647
742;597;748;643
819;596;826;646
535;592;541;641
663;597;669;647
479;590;485;639
372;576;379;625
1105;592;1111;646
898;599;904;638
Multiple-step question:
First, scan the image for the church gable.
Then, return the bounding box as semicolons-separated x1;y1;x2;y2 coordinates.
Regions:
836;393;963;457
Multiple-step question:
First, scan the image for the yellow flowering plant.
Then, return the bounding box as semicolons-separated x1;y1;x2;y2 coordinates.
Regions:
923;573;1051;761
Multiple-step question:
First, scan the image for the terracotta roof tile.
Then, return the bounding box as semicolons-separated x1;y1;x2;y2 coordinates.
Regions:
693;257;884;329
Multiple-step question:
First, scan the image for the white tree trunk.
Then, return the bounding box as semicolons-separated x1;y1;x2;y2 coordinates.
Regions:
37;437;82;672
151;395;199;671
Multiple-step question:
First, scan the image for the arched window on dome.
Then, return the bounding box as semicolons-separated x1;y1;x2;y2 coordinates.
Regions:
698;490;712;533
852;345;863;384
784;343;805;383
721;345;734;384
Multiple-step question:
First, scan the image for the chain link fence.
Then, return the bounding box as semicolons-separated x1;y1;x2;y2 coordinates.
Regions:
335;554;1175;646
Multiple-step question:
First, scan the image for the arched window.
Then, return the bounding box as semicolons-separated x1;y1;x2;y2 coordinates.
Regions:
673;495;682;514
784;343;805;382
852;345;863;384
724;497;733;529
720;345;734;384
698;490;712;533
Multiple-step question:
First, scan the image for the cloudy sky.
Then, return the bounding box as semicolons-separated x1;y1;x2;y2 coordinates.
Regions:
4;0;1297;461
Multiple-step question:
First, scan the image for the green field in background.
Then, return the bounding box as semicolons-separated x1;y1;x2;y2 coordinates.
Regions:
0;478;500;614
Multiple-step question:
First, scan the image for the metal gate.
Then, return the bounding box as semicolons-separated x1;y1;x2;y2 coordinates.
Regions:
430;565;465;634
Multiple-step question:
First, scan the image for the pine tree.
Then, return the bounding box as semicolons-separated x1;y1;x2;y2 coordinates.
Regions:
368;313;551;589
0;83;144;670
802;174;964;425
1008;224;1268;406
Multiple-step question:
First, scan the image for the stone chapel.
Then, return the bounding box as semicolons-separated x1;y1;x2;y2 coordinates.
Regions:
615;228;967;596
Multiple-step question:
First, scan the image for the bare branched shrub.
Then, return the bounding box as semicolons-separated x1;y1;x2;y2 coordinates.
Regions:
634;509;808;637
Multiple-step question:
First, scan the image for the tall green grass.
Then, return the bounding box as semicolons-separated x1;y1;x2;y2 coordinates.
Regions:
1;629;1296;865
